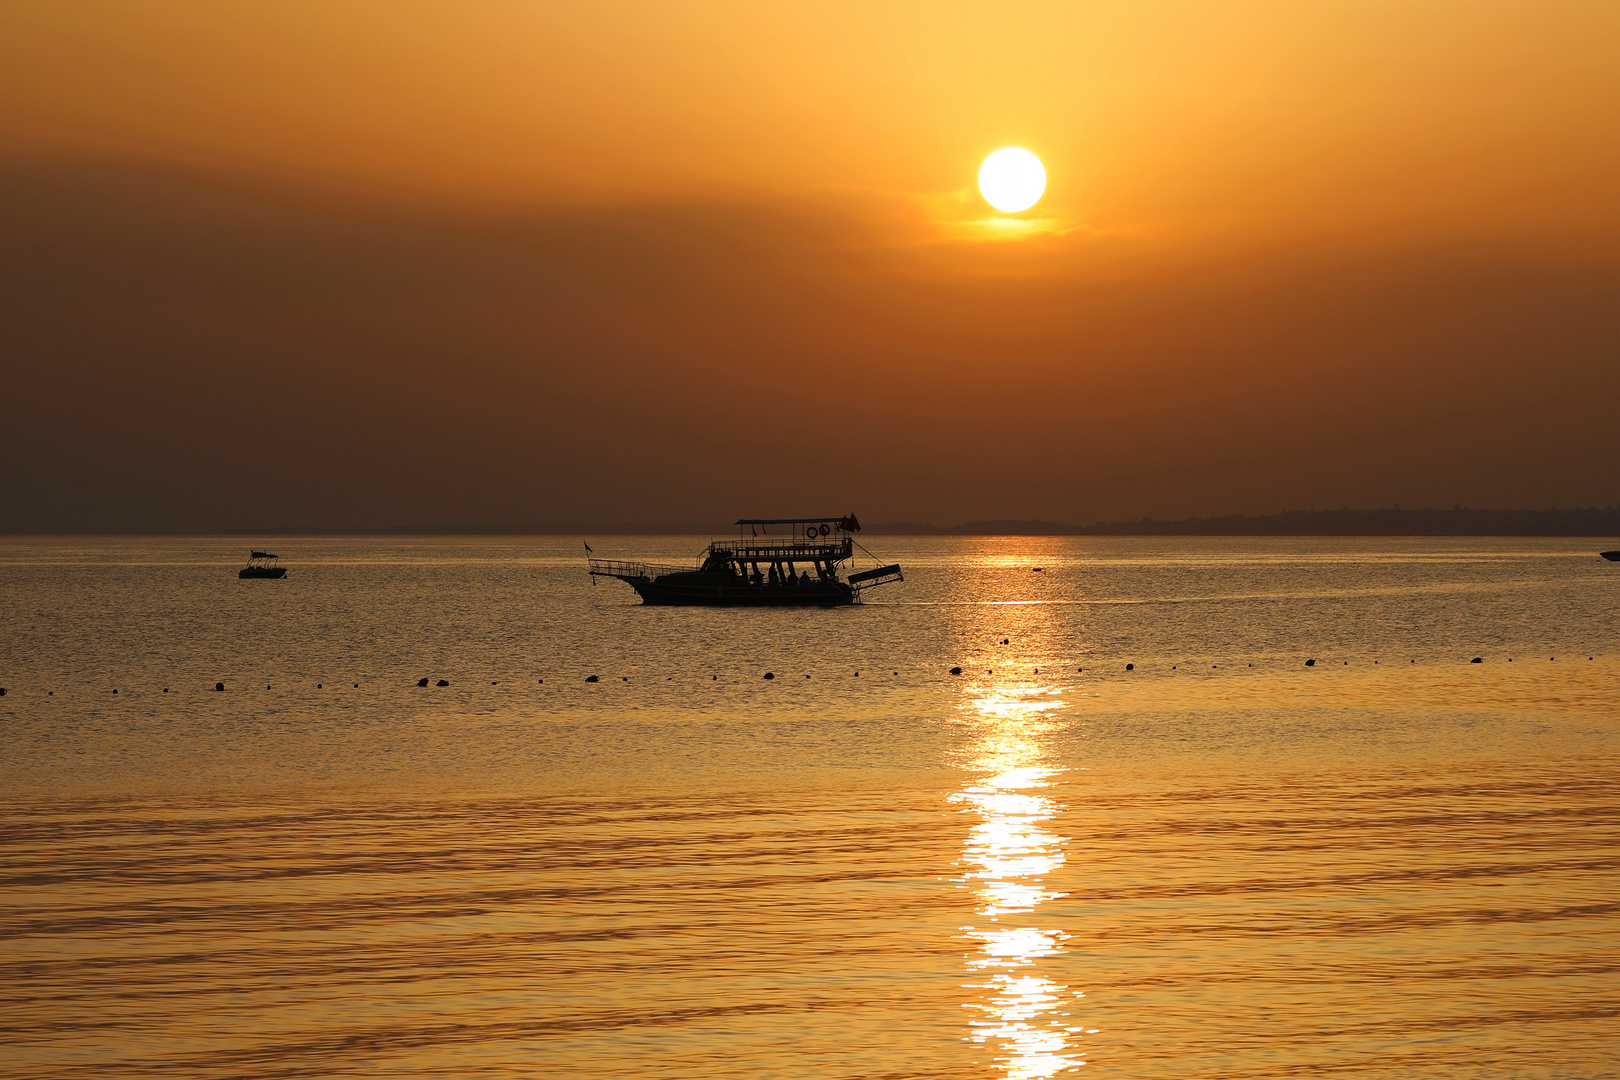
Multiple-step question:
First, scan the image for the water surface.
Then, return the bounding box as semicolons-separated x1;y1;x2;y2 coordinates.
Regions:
2;536;1617;1077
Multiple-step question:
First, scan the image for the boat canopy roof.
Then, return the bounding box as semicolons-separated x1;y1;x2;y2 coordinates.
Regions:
250;550;278;559
736;517;845;526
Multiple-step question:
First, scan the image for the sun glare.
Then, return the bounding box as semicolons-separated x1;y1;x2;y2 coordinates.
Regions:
978;149;1046;214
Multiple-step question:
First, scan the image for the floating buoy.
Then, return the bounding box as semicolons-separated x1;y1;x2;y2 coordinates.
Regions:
353;683;359;688
436;679;449;687
764;672;774;680
586;675;599;683
1471;657;1483;664
804;674;810;679
48;691;53;695
266;685;271;690
539;678;544;683
0;688;6;696
418;678;429;687
316;683;321;689
1001;638;1009;645
1077;667;1082;672
1305;660;1315;667
164;687;169;692
1172;665;1176;670
492;680;498;684
622;677;628;682
854;671;859;677
711;675;716;680
216;682;225;691
950;666;962;675
1126;663;1134;671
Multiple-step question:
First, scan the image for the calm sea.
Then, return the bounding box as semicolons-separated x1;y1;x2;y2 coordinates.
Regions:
1;535;1617;1079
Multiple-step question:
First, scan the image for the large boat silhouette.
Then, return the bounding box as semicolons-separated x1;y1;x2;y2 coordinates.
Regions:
588;516;902;606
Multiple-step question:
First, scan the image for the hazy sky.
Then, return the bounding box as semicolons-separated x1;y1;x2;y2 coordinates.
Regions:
3;1;1616;529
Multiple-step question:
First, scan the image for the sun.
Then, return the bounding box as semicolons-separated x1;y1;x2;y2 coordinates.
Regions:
978;148;1046;214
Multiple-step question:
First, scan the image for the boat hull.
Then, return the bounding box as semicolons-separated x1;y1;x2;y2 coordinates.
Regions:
239;567;287;579
1603;550;1620;562
621;572;852;606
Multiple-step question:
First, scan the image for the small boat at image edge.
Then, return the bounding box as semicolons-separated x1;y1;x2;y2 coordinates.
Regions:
1602;550;1620;562
588;516;901;606
239;551;287;579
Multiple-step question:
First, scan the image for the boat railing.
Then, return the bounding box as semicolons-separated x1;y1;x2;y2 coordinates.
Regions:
588;557;687;580
707;537;853;563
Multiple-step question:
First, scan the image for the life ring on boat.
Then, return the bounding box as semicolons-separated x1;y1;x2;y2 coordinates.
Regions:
818;523;831;536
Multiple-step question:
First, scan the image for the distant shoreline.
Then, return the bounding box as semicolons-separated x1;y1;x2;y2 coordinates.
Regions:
9;507;1618;537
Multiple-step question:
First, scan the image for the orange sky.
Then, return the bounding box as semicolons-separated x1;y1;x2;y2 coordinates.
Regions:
2;2;1617;529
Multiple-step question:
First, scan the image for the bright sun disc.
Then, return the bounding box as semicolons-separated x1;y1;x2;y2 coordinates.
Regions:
978;148;1046;213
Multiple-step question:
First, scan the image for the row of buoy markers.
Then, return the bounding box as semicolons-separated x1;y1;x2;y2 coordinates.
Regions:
4;654;1602;699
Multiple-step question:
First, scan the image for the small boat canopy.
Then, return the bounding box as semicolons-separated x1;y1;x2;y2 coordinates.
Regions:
250;551;278;559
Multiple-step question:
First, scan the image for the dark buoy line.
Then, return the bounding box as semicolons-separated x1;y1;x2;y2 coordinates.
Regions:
4;652;1599;703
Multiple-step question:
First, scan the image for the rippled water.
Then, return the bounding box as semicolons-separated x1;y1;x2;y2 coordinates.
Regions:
2;536;1617;1078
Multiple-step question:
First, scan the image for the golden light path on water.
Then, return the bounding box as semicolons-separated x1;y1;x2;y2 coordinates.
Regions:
953;681;1089;1078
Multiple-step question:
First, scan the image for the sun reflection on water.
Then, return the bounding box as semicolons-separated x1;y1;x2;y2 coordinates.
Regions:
952;683;1085;1078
